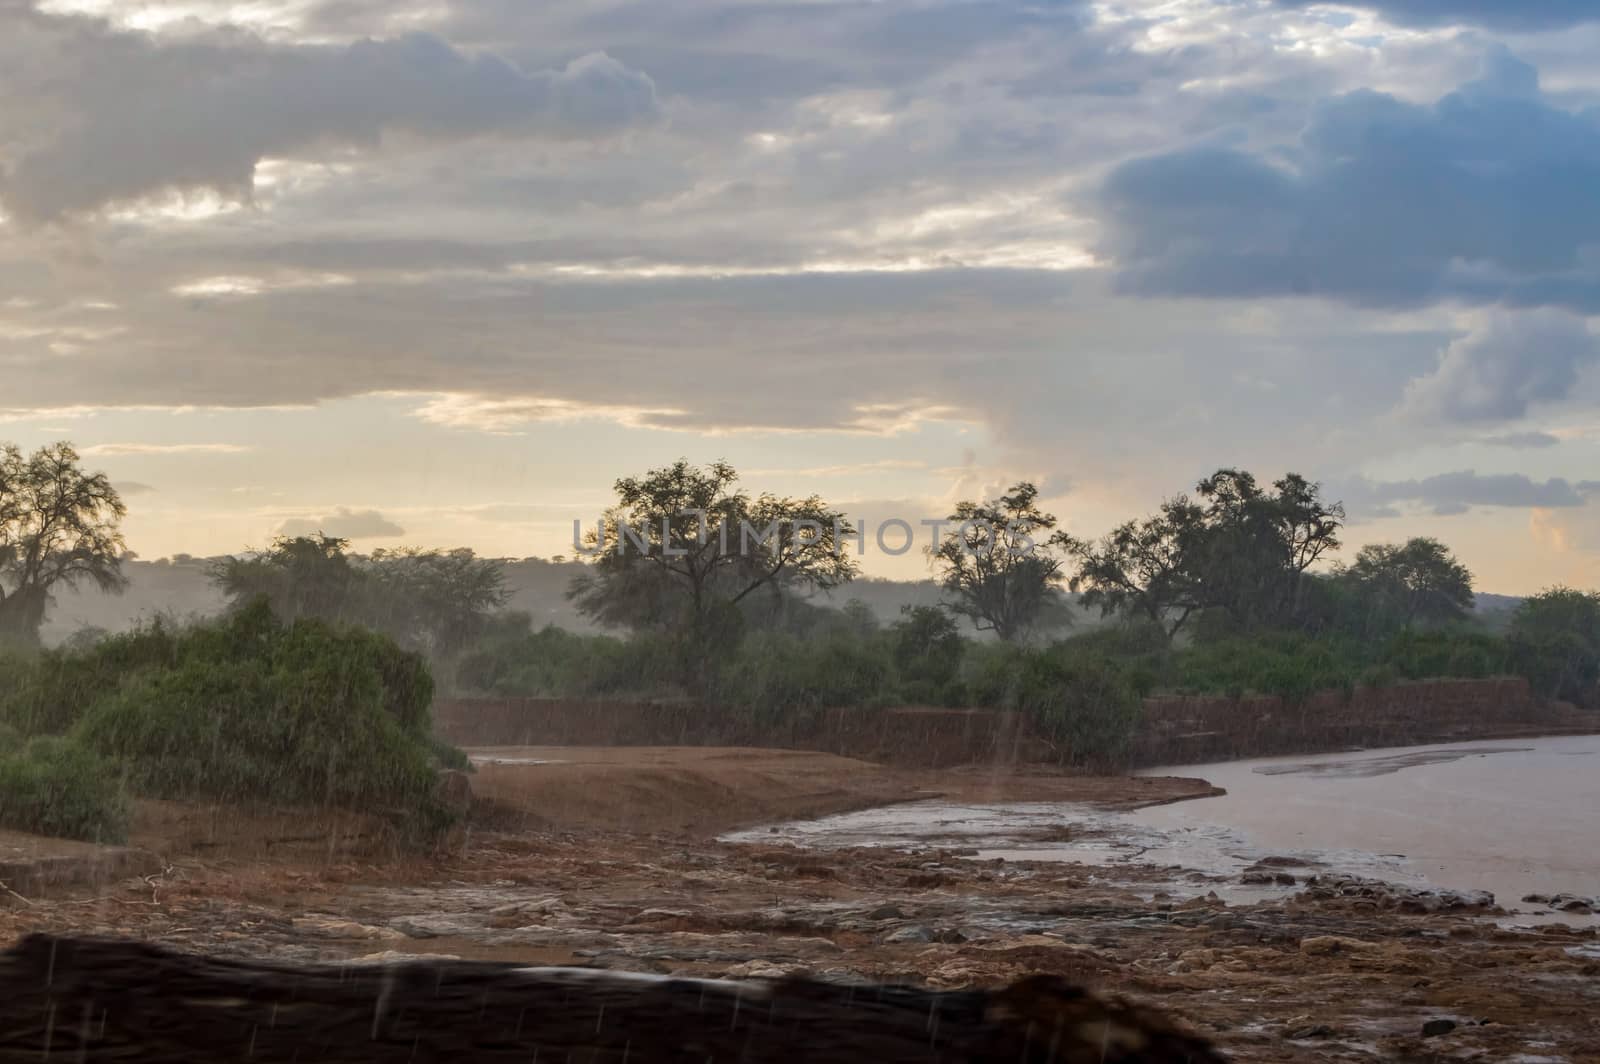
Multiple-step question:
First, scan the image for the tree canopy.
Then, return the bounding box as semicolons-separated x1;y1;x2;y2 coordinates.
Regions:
930;482;1074;643
211;535;508;658
0;442;127;646
1507;587;1600;706
567;460;858;685
1067;470;1344;639
569;463;858;619
1336;537;1475;629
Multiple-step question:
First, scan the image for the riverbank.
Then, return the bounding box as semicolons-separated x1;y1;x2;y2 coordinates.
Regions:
464;745;1219;836
434;677;1597;768
3;745;1596;1062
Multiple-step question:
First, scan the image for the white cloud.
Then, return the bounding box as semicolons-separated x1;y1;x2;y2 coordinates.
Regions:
80;442;255;456
276;507;405;538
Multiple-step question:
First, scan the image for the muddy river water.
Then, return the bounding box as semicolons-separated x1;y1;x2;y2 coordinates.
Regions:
1135;734;1600;915
730;734;1600;923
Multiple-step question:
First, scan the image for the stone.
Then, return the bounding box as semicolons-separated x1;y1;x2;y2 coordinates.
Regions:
389;913;488;938
1299;936;1382;956
1421;1019;1457;1038
291;917;405;941
884;925;936;944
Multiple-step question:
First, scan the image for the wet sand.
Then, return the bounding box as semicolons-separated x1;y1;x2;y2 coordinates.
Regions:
3;745;1597;1062
464;745;1219;836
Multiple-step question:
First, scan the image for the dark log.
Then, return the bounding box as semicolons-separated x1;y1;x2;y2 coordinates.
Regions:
0;934;1226;1063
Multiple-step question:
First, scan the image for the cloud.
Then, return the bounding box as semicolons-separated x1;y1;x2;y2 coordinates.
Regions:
1271;0;1600;31
1098;47;1600;312
112;481;156;495
276;507;406;539
80;442;254;456
1402;311;1599;423
0;7;659;221
1344;470;1600;517
1482;431;1562;449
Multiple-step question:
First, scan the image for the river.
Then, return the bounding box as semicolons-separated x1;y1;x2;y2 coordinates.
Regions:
726;734;1600;924
1134;734;1600;917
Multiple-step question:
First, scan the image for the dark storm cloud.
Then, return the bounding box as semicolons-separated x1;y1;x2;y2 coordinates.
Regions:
1271;0;1600;31
1346;470;1600;517
1098;48;1600;312
0;6;659;221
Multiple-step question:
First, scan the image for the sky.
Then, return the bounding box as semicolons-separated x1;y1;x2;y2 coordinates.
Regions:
3;0;1600;591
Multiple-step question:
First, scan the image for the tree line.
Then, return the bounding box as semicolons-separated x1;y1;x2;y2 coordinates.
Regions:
4;443;1599;713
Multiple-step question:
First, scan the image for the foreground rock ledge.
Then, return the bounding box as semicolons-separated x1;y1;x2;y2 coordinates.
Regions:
0;933;1225;1063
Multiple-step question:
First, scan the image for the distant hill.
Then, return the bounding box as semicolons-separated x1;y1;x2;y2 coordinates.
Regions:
38;555;1522;646
38;557;1079;645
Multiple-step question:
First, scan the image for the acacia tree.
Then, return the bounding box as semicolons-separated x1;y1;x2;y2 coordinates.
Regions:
1507;587;1600;705
567;460;858;684
1065;498;1207;639
930;482;1073;643
211;534;369;625
1189;470;1344;629
367;547;510;657
1067;469;1344;640
0;442;128;646
212;536;509;658
1337;537;1474;628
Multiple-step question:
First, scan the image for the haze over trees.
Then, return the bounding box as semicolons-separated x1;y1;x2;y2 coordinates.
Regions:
567;460;858;688
1333;538;1476;630
0;442;127;647
929;482;1075;643
8;440;1600;764
1066;470;1345;640
212;534;510;658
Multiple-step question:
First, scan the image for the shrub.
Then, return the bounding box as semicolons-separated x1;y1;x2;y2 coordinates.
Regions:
955;641;1141;767
1507;588;1600;706
710;630;895;727
1382;629;1508;681
0;737;130;843
71;610;449;826
0;621;180;737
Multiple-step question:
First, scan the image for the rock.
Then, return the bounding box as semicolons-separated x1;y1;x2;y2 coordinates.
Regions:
489;897;567;917
865;904;906;921
884;925;936;944
1241;870;1297;886
1421;1019;1457;1038
1200;913;1249;930
625;908;696;924
389;913;488;939
1286;1024;1334;1040
722;961;802;979
1299;936;1382;956
1299;874;1495;913
291;917;405;941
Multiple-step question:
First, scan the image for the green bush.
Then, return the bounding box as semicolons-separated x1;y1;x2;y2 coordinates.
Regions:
710;630;895;727
1382;628;1508;681
455;622;682;699
71;607;449;825
955;641;1141;766
1173;633;1364;702
0;737;130;843
0;622;181;737
0;601;460;837
1506;589;1600;706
